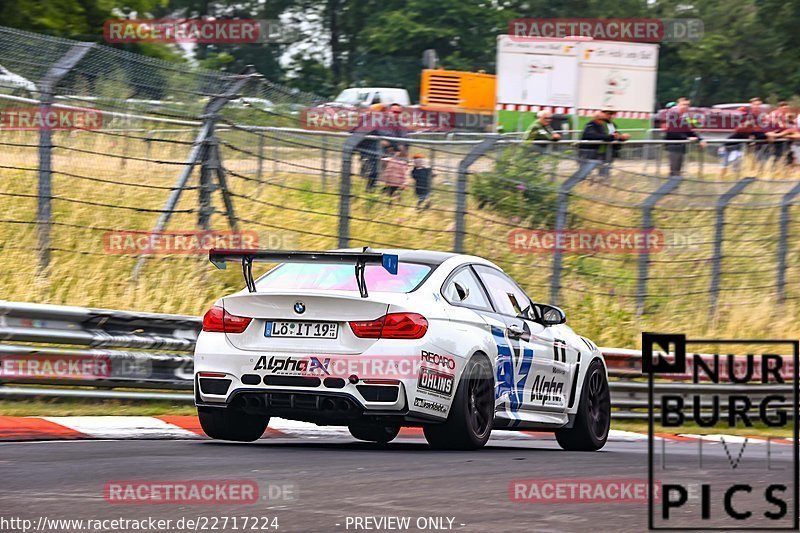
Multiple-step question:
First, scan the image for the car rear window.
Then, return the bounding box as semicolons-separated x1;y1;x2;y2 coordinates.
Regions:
255;262;431;293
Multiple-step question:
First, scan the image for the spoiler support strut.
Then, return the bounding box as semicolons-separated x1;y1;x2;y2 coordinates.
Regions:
242;256;256;293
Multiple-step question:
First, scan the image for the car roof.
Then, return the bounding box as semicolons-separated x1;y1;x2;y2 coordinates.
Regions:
336;248;458;266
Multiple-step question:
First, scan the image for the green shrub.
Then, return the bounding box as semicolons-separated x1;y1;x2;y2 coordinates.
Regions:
471;147;559;228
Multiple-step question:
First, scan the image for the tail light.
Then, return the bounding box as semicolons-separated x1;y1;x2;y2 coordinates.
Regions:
202;306;252;334
349;313;428;339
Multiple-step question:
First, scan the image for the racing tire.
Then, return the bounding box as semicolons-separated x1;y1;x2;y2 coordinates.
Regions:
423;355;494;450
555;359;610;451
348;423;401;444
197;406;268;442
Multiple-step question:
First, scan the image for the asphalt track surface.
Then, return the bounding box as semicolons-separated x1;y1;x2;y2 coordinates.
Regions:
1;433;796;533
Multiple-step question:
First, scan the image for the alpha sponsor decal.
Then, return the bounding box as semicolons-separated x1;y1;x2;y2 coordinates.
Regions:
417;366;454;398
530;374;565;405
420;350;456;371
413;397;448;414
253;356;307;374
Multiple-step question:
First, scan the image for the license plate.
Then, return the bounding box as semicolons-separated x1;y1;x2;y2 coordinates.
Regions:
265;321;338;338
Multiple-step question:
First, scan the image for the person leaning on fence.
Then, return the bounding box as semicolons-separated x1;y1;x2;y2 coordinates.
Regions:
766;101;794;165
379;103;410;156
411;153;432;209
664;97;706;176
720;99;766;178
579;107;629;179
522;110;561;151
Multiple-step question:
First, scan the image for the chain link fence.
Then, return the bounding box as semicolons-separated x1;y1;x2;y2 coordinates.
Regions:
1;26;799;347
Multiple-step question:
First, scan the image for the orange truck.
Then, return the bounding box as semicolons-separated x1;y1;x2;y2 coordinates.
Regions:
419;68;496;132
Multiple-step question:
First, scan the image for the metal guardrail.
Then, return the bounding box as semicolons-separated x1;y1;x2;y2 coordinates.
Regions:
0;301;197;396
0;301;793;420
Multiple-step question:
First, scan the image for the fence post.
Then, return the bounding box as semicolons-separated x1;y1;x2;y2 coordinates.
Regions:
36;42;95;274
776;182;800;303
256;131;265;184
321;135;328;191
637;174;683;316
454;136;500;253
197;117;216;230
338;132;367;248
550;160;599;305
709;177;754;314
133;68;255;278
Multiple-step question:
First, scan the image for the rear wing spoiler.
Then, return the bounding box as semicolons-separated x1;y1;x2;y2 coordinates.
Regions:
208;249;399;298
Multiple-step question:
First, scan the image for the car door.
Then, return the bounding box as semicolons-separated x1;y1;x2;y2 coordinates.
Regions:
476;266;575;414
471;265;565;422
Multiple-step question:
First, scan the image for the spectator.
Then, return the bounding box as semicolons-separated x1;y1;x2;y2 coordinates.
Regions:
355;104;383;191
411;154;432;209
767;101;793;165
721;98;766;178
746;97;770;162
580;108;629;178
664;97;706;176
379;103;409;157
381;147;408;199
523;110;561;149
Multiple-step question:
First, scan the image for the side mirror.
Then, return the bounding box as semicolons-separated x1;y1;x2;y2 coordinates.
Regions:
453;281;470;301
539;304;566;326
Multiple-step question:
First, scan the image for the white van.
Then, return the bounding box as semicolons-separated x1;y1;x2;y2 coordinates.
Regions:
332;87;411;107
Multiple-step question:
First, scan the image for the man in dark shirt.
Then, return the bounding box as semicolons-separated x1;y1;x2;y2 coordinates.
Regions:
664;97;706;176
580;108;629;178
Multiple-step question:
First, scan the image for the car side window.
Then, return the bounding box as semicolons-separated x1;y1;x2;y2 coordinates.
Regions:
473;265;532;318
442;267;492;310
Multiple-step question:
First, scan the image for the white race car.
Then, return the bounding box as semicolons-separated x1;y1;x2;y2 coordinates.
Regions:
194;248;610;450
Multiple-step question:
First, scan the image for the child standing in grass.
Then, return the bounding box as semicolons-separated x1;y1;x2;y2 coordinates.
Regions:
381;147;408;199
411;154;432;209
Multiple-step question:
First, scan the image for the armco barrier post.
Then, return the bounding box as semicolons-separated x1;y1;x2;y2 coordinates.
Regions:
637;174;683;316
454;136;499;253
338;132;367;248
36;42;95;274
550;160;599;305
709;177;754;314
776;181;800;303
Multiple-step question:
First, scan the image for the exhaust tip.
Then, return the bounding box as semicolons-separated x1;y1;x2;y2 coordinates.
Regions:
321;398;336;411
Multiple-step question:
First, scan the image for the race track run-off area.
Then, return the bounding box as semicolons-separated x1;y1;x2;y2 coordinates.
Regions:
0;417;794;532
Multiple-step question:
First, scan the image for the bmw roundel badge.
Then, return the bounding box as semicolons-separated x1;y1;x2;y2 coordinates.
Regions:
293;301;306;314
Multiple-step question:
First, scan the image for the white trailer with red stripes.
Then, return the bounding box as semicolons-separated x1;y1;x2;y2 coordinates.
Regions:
495;35;658;136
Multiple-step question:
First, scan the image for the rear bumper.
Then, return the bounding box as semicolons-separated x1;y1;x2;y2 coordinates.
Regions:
194;331;461;423
196;384;444;425
197;373;407;412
